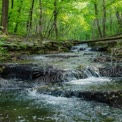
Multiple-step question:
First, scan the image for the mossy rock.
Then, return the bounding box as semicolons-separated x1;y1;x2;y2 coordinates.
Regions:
0;66;5;73
111;47;122;57
76;64;86;70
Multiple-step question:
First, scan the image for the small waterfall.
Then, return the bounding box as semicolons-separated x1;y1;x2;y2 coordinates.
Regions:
62;70;87;82
61;66;102;82
66;66;111;85
2;63;120;88
84;67;100;77
71;44;89;52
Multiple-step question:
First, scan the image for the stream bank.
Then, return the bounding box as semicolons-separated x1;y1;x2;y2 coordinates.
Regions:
0;35;122;62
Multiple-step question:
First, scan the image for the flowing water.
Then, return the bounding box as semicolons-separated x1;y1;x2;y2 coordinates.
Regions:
0;44;122;122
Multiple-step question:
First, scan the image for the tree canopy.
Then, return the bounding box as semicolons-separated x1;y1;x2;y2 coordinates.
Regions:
0;0;122;41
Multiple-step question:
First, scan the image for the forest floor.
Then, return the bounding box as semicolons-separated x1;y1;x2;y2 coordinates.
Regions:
0;35;73;61
0;34;122;62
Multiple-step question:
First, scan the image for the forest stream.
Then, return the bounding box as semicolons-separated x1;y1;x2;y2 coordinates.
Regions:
0;44;122;122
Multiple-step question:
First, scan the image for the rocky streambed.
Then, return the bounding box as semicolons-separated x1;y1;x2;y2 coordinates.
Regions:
0;48;122;122
0;63;122;107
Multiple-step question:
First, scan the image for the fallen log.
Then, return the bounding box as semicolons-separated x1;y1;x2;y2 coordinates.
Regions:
71;35;122;45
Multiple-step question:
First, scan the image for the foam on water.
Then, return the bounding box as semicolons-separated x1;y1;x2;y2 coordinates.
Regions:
24;88;122;122
33;55;48;60
71;44;88;52
27;88;69;105
67;77;111;85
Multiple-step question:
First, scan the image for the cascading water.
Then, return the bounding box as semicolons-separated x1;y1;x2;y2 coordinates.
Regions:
71;43;89;52
64;66;111;90
0;48;122;122
84;67;100;77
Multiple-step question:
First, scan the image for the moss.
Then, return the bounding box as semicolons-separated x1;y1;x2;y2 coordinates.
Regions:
116;40;122;48
0;66;5;73
76;64;86;70
105;117;115;122
0;39;73;61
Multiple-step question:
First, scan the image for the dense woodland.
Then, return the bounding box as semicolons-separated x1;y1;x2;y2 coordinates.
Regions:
0;0;122;41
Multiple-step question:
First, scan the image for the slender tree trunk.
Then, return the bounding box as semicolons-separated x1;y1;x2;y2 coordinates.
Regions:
94;2;103;38
109;11;112;33
11;0;14;9
102;0;106;37
39;0;43;41
92;20;96;39
45;13;54;37
53;0;58;39
47;23;54;38
26;0;35;31
116;11;122;34
14;0;23;33
8;0;14;24
1;0;9;34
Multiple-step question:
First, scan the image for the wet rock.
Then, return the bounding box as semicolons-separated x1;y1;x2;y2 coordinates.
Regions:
77;90;122;108
111;47;122;57
0;64;33;80
49;90;64;97
93;56;112;63
83;52;94;56
99;66;122;77
45;54;79;58
0;64;64;83
92;47;122;63
45;89;122;108
0;64;87;83
1;63;121;82
90;47;107;52
36;88;122;107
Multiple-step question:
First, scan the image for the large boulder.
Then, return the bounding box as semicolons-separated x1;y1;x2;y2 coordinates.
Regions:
77;90;122;108
0;64;87;83
0;64;64;82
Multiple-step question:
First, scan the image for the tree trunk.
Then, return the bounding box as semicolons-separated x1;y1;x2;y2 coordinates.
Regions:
8;0;14;24
45;13;53;37
26;0;35;31
116;11;122;34
39;0;43;41
92;20;96;39
14;0;23;33
53;0;58;39
102;0;106;37
109;11;112;33
94;2;103;38
71;35;122;45
11;0;14;9
1;0;9;34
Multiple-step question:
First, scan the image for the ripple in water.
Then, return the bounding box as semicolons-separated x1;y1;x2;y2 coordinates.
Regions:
26;88;122;122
